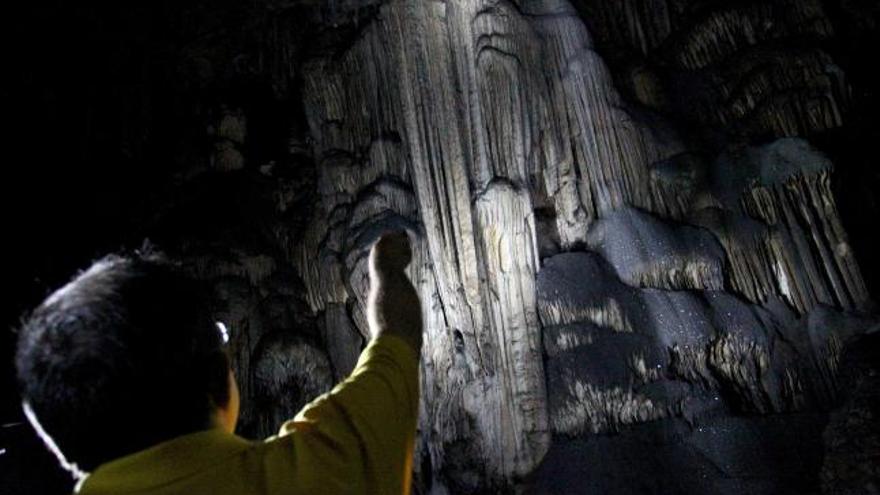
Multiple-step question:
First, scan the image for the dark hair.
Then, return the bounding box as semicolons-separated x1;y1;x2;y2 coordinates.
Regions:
15;251;230;472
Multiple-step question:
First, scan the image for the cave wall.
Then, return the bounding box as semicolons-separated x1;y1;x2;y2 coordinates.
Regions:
290;0;876;493
3;1;879;494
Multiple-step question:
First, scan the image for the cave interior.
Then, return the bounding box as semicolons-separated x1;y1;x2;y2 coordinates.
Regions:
2;0;880;494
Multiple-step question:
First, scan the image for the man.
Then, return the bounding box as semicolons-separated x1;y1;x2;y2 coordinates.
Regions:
15;232;422;494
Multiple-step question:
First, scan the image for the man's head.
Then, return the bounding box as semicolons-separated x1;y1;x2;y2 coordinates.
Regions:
15;251;239;475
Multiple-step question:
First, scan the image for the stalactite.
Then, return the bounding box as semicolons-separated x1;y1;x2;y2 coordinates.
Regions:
586;207;726;291
291;1;873;491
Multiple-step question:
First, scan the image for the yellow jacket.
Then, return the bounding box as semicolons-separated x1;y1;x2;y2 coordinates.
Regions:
77;335;419;495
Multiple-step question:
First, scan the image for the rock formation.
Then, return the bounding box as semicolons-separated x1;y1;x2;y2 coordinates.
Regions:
283;1;875;492
4;0;879;494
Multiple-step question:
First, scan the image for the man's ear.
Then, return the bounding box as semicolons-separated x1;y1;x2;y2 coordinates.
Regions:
215;370;240;433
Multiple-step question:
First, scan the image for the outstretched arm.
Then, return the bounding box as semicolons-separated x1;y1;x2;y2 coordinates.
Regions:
277;232;422;495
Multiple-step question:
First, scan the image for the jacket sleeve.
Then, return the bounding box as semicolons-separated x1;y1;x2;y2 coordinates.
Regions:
276;334;420;495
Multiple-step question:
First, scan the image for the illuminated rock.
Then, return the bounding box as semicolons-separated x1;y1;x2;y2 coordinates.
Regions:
9;0;878;493
290;1;874;491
